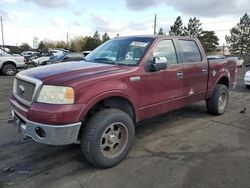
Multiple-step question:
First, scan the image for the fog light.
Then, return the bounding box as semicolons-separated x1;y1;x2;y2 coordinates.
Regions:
35;127;46;138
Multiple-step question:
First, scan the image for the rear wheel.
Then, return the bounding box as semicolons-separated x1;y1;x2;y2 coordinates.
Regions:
81;108;135;168
2;64;17;76
206;84;229;115
246;85;250;89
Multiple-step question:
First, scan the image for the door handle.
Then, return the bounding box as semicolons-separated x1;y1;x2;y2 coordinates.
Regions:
176;71;183;78
202;68;208;73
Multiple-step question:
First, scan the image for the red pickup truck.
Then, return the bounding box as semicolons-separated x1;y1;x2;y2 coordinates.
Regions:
10;36;236;168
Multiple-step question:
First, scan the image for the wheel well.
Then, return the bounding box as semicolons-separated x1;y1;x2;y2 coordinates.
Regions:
86;97;135;123
217;77;229;88
2;61;16;68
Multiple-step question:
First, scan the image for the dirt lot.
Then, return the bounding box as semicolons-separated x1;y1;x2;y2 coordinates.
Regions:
0;67;250;188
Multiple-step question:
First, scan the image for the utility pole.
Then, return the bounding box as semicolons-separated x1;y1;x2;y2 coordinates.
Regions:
66;32;69;45
0;16;4;49
154;14;157;35
222;43;225;56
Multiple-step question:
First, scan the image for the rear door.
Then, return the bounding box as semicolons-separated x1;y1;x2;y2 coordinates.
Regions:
178;39;208;102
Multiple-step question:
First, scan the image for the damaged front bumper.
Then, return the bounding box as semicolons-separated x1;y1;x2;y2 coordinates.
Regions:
11;110;81;145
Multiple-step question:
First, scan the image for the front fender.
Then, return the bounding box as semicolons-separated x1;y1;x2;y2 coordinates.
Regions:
75;80;139;122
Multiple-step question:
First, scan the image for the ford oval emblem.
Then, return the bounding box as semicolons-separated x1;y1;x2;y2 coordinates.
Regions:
19;85;25;94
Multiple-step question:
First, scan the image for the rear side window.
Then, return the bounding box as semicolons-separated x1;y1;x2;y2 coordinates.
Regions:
179;40;202;63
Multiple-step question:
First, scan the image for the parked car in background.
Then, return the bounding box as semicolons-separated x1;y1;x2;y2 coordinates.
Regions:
24;52;52;69
21;51;40;57
0;48;25;75
244;61;250;66
25;52;85;69
207;55;226;61
244;70;250;89
227;56;244;67
49;49;69;57
62;52;85;62
43;52;84;64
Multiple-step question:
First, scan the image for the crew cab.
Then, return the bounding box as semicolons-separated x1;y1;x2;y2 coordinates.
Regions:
10;36;237;168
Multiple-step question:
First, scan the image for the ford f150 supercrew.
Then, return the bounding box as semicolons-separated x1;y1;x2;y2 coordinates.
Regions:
10;35;237;168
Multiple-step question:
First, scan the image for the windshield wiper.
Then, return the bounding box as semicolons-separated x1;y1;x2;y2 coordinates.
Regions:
93;58;116;64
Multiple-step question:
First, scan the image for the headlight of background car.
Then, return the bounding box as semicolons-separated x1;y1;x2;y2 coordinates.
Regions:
37;85;75;104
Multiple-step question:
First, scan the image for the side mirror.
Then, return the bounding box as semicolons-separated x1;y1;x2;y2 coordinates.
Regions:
150;57;167;71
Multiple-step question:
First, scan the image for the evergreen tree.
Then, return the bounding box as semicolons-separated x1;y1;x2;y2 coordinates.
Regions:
158;27;164;35
183;17;203;37
169;16;184;36
38;41;46;51
92;31;101;47
102;32;110;43
198;31;219;52
225;13;250;54
93;31;101;41
84;36;101;51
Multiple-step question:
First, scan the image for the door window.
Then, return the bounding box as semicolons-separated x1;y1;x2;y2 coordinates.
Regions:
179;40;202;63
146;40;178;69
152;40;178;66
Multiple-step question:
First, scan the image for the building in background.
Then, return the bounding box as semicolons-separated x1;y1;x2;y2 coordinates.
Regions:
207;45;230;55
33;37;39;49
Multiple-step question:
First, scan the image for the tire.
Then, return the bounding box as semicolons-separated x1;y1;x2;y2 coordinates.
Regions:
206;84;229;115
2;64;17;76
81;108;135;168
246;85;250;89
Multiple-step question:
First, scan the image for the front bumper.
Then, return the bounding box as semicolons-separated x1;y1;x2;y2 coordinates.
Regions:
12;110;81;145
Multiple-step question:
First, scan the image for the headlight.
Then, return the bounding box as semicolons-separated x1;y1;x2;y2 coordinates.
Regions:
37;85;75;104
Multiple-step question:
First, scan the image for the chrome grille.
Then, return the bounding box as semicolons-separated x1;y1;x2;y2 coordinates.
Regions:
15;78;36;104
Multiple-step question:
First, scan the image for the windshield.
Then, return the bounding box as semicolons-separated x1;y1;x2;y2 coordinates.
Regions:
85;37;154;66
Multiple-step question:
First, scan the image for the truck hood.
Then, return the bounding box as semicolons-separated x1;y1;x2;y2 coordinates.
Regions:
19;61;126;84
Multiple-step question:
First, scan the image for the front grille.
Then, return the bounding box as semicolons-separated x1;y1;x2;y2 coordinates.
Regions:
15;78;36;104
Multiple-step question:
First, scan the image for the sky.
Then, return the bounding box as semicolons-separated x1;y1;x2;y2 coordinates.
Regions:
0;0;249;47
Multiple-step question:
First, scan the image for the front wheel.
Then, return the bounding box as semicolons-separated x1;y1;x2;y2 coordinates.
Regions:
246;85;250;89
206;84;229;115
81;108;135;168
2;64;17;76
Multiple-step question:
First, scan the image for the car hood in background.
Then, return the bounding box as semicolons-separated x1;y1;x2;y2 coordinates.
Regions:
245;71;250;77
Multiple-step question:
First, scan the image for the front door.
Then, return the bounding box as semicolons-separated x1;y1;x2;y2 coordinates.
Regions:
138;39;185;119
